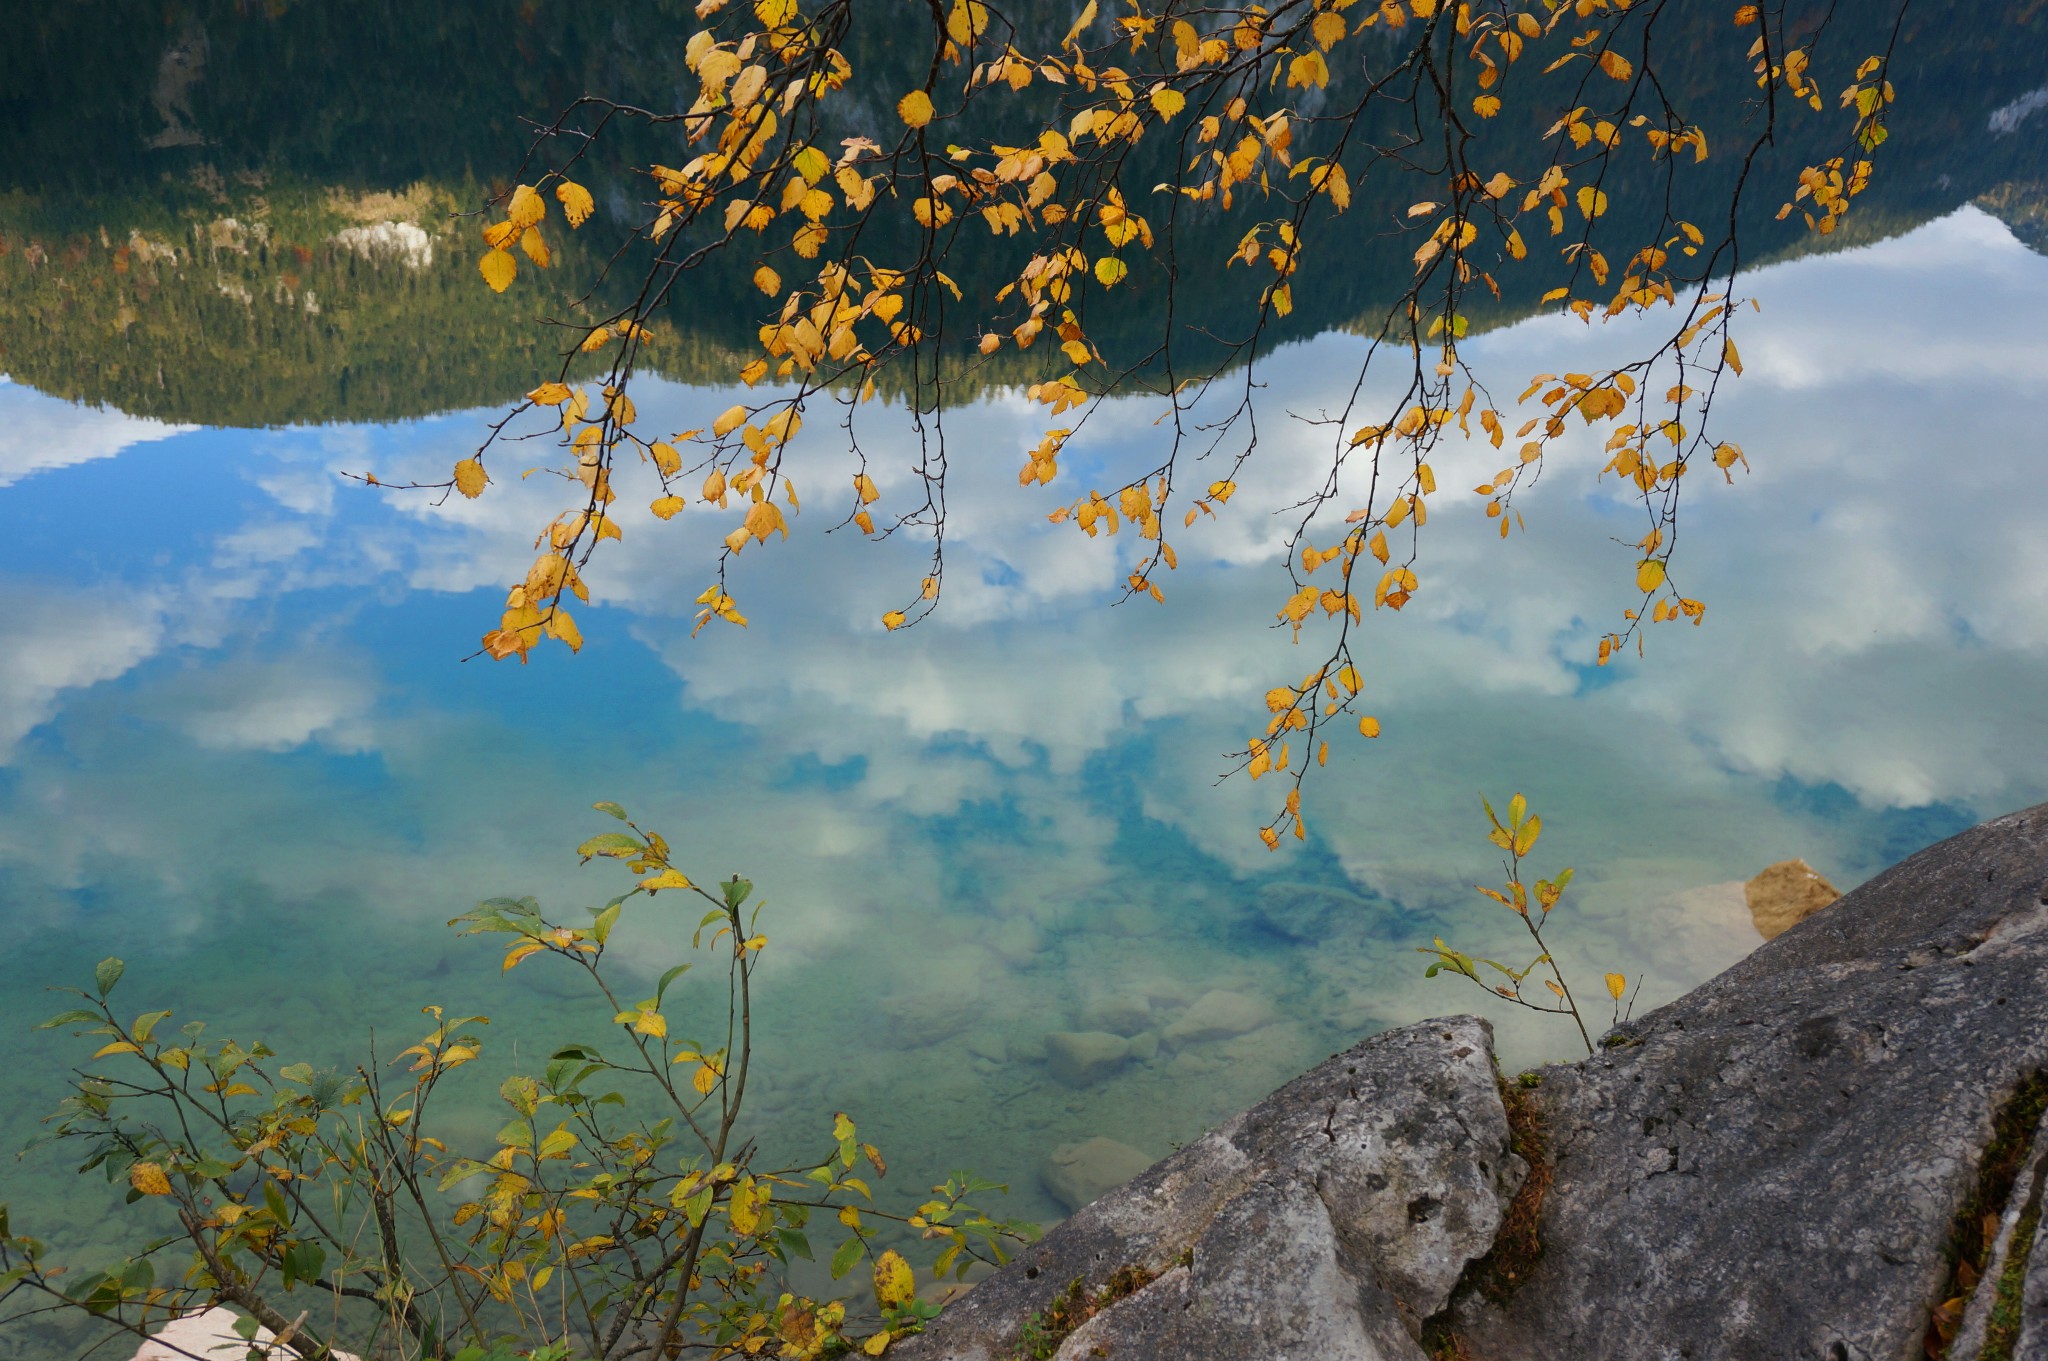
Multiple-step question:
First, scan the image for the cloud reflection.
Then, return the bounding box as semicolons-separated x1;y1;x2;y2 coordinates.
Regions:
0;207;2044;1081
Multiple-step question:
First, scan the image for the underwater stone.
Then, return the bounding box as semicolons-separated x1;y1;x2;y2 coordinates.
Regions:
1041;1136;1156;1214
1248;880;1379;942
1162;989;1273;1045
1077;993;1154;1036
964;1033;1008;1063
1043;1030;1131;1086
1006;1034;1048;1064
1125;1030;1161;1062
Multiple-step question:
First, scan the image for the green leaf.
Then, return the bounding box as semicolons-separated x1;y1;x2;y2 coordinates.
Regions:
436;1162;489;1193
829;1235;866;1280
281;1240;324;1289
654;964;692;1005
593;901;623;946
93;959;124;998
722;877;753;910
577;833;644;859
592;801;630;821
37;1009;103;1030
262;1179;290;1226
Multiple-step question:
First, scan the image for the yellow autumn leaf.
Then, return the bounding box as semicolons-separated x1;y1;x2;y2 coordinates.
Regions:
1605;972;1628;1000
130;1162;171;1196
692;1062;719;1095
1359;716;1381;737
1473;95;1502;118
1150;88;1186;118
729;1176;760;1235
454;458;488;499
713;404;750;438
1636;559;1666;592
507;183;546;229
528;382;573;406
519;226;551;268
873;1249;916;1310
1724;338;1743;375
1578;186;1609;219
547;609;584;652
555;179;595;227
1598;50;1634;81
633;1009;667;1038
479;248;517;293
882;610;907;631
898;90;935;128
753;264;782;296
641;868;693;891
863;1334;890;1357
652;442;682;476
1094;257;1128;286
651;496;686;520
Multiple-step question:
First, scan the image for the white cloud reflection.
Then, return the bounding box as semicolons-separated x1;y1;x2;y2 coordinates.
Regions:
0;208;2044;1086
0;377;194;487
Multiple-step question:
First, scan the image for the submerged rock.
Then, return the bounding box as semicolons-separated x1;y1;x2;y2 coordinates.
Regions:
1042;1136;1156;1214
1077;992;1154;1036
1744;856;1841;939
1043;1030;1130;1086
1161;988;1273;1045
901;803;2048;1361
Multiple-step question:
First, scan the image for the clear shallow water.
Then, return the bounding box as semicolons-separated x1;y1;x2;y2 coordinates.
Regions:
2;208;2046;1273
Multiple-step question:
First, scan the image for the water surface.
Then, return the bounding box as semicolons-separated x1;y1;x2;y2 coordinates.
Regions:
4;206;2046;1283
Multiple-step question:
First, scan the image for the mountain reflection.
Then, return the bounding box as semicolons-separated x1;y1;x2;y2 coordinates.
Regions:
5;0;2048;423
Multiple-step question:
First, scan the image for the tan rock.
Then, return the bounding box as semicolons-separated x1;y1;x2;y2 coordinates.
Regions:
1745;859;1841;940
1041;1136;1155;1214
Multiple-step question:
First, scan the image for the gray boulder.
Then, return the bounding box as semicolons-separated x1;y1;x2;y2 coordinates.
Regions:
895;1016;1522;1361
1453;801;2048;1360
899;802;2048;1361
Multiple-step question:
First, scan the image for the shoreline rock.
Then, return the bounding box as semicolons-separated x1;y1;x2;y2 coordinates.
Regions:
900;802;2048;1361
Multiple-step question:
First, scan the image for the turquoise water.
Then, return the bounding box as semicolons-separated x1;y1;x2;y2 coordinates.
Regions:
2;207;2046;1290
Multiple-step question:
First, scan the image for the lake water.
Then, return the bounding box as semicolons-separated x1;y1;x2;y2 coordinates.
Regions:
8;4;2048;1344
5;199;2048;1288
